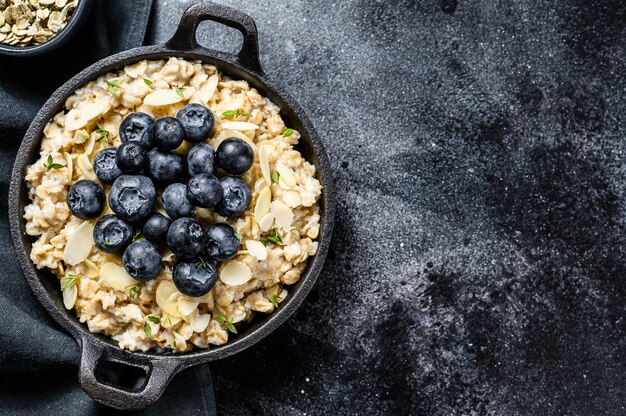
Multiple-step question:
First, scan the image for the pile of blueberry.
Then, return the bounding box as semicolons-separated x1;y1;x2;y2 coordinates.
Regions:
66;103;254;297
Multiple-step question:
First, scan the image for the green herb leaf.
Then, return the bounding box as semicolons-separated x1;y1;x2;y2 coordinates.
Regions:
270;171;280;184
196;256;207;270
102;241;112;246
62;274;77;290
222;109;251;118
270;293;282;308
234;232;243;241
133;104;137;112
43;154;65;171
283;128;294;137
143;322;152;338
290;227;302;232
133;229;145;241
143;78;153;86
172;340;177;352
215;315;238;334
174;86;185;98
260;229;283;246
148;316;160;324
128;286;138;298
95;122;110;143
106;79;119;95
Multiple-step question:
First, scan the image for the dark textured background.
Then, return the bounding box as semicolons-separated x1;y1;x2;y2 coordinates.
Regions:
148;0;626;414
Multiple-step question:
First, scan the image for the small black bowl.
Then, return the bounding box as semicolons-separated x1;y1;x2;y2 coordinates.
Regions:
0;0;94;57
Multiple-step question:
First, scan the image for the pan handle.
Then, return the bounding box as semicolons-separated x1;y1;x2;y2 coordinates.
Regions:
78;335;183;410
166;2;263;73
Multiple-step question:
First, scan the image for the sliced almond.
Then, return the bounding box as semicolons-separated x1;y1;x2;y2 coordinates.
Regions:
270;200;294;231
144;89;185;107
77;154;97;181
220;260;252;286
200;74;219;104
282;190;302;208
254;177;268;193
161;313;182;329
278;177;295;190
62;283;77;310
84;132;97;156
82;102;106;121
190;313;211;332
246;240;267;261
64;109;86;131
220;121;258;131
172;140;193;155
78;259;99;278
63;152;73;181
258;213;274;232
63;221;94;265
155;280;182;318
276;163;297;188
254;186;272;223
178;297;199;316
100;262;139;292
161;247;175;262
259;145;271;185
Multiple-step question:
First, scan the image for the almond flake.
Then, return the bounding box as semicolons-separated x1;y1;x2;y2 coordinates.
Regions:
254;186;271;222
63;152;73;181
64;109;87;131
190;313;211;332
78;259;99;278
178;297;199;316
161;314;182;329
220;121;258;131
156;280;182;318
144;89;185;107
100;262;139;292
276;163;297;188
270;200;294;231
81;102;106;121
282;190;302;208
259;145;271;185
63;283;77;310
254;177;268;193
76;154;97;181
220;260;252;286
84;132;97;156
63;221;94;265
200;74;219;104
258;213;274;232
246;239;267;261
161;247;175;262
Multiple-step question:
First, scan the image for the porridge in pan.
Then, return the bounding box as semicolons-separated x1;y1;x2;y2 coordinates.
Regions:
23;57;322;352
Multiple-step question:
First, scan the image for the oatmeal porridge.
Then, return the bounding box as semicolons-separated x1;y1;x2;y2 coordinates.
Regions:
23;57;322;352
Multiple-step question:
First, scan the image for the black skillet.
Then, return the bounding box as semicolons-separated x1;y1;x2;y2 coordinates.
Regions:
8;2;335;410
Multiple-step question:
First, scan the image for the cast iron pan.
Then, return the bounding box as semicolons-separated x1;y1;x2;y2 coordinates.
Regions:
8;2;335;410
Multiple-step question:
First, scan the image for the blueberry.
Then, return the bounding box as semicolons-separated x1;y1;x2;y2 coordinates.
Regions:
166;217;205;259
187;143;216;176
173;260;217;297
186;174;222;208
119;112;154;149
122;240;162;281
108;175;157;222
143;213;172;244
93;215;133;253
153;117;185;151
146;148;185;185
162;183;195;219
204;223;240;261
214;176;252;218
177;104;214;142
216;138;253;175
93;147;123;184
116;142;147;173
67;180;106;219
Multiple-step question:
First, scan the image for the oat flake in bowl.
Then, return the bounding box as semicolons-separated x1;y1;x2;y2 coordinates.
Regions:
0;0;79;47
23;57;322;352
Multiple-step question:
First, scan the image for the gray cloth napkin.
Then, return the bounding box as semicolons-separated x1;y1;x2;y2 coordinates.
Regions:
0;1;216;414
